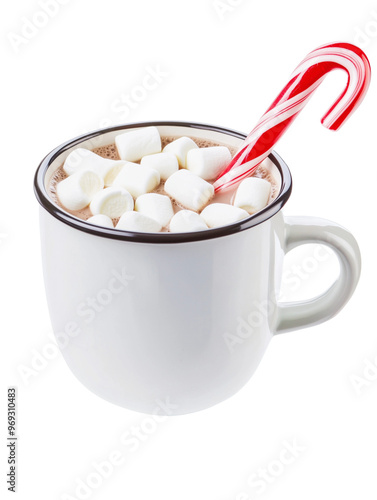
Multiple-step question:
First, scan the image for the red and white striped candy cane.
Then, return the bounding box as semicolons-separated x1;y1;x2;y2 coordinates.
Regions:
214;42;371;193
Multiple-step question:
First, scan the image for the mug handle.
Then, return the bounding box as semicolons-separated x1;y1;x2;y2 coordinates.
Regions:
274;216;361;334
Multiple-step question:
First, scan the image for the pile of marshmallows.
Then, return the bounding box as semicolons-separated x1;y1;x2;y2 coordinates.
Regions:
57;127;272;233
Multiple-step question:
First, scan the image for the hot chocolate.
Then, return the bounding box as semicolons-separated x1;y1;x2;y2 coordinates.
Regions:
48;131;278;232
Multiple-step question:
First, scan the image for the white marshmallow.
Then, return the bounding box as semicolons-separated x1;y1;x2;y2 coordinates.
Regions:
200;203;249;228
135;193;174;227
57;170;104;211
169;210;208;233
233;177;271;214
115;127;161;162
63;148;102;176
90;187;134;218
163;137;198;167
116;211;162;233
87;214;114;229
102;161;127;187
164;170;214;212
140;152;179;181
113;162;160;198
63;148;125;186
187;146;232;181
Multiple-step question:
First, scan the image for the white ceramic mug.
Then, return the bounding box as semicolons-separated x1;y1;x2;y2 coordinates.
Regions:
34;121;361;415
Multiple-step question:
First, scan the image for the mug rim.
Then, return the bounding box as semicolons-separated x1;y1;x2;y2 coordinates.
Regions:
34;121;292;244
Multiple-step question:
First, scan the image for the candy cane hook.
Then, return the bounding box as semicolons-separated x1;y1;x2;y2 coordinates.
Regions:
214;42;371;192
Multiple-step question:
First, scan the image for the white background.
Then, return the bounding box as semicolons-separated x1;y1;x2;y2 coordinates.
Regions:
1;0;377;499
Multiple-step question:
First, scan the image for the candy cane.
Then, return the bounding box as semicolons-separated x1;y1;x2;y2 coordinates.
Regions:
214;42;371;192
